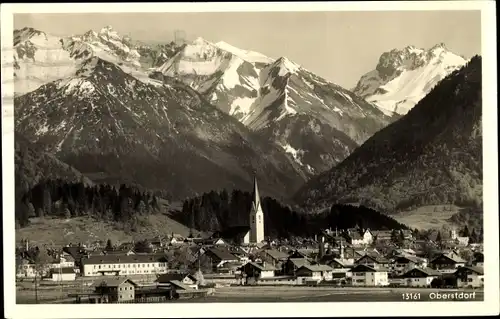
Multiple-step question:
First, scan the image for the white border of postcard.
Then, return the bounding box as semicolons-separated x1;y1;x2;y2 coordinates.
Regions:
2;1;499;318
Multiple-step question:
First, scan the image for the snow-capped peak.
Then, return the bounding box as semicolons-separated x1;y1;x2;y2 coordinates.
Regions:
273;57;301;76
214;41;273;63
192;36;212;46
98;25;120;39
353;43;467;115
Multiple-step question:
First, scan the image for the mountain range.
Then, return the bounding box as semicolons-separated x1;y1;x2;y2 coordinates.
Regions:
295;56;482;215
154;37;392;174
353;44;467;116
14;56;308;200
13;25;478;217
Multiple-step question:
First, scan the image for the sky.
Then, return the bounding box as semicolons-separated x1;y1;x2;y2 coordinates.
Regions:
14;11;481;89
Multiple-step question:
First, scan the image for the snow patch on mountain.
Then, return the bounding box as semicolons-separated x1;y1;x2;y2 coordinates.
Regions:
13;28;78;94
354;44;467;115
215;41;274;64
280;143;304;166
276;57;301;76
230;97;255;116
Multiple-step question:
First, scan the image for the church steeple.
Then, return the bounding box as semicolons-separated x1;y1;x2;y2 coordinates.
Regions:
252;175;261;209
249;174;264;244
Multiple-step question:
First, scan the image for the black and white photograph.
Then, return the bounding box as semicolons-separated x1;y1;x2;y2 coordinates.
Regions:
2;1;499;318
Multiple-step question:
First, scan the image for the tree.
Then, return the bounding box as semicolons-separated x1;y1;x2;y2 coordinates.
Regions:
436;231;443;247
33;247;53;304
461;225;470;237
106;239;113;251
469;228;477;243
478;227;483;243
134;240;152;253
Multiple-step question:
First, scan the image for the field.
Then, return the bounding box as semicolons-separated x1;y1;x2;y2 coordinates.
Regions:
183;286;484;302
15;210;196;247
16;284;484;304
391;205;462;230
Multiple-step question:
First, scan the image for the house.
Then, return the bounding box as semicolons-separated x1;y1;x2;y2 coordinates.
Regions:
92;278;138;303
80;253;168;277
240;261;277;284
456;236;470;246
471;252;484;267
197;247;239;270
326;258;354;277
259;249;290;268
454;266;484;288
288;250;309;259
227;246;249;263
54;253;76;269
429;253;466;273
354;254;391;270
50;267;76;281
392;255;427;275
156;273;198;289
346;231;365;246
401;267;441;287
282;258;311;276
371;230;393;242
349;264;389;287
296;264;334;284
169;235;185;245
16;258;38;278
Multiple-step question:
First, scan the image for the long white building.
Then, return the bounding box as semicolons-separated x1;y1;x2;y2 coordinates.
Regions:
80;254;168;277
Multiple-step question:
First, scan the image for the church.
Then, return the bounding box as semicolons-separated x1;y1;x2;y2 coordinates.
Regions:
243;176;265;244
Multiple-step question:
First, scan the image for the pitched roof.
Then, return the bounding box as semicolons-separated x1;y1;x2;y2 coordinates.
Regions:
205;247;238;261
51;267;75;274
92;278;138;288
169;280;192;290
394;255;423;264
349;264;389;273
455;266;484;275
81;253;167;265
247;261;277;271
299;264;333;272
355;254;390;264
156;273;195;283
431;253;466;264
263;249;289;261
288;258;310;268
402;267;441;277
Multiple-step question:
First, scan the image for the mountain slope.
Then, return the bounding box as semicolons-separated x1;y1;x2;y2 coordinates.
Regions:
156;39;390;175
156;37;272;120
294;56;482;214
14;57;307;201
15;133;92;200
353;44;467;115
242;57;391;175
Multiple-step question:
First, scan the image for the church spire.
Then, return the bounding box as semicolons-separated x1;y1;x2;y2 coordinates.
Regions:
252;175;261;208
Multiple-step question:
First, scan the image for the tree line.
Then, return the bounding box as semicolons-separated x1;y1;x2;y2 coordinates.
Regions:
15;179;161;228
173;190;408;239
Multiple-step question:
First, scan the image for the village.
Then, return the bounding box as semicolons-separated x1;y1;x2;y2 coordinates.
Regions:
15;178;484;304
